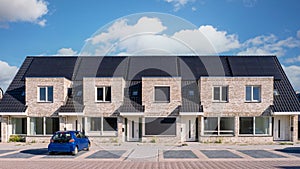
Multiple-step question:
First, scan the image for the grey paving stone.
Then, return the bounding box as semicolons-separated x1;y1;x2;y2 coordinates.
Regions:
0;150;15;154
276;147;300;157
163;150;198;159
0;152;35;158
200;150;242;158
238;150;286;158
43;151;86;158
86;150;126;159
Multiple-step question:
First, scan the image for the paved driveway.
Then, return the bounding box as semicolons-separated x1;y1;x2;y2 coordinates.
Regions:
0;143;299;168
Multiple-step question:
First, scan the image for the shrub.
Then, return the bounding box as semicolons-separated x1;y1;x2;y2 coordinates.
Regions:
9;135;25;142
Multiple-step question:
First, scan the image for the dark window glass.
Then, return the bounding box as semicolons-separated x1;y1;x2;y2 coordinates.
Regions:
246;86;251;101
97;88;103;101
239;117;253;134
47;86;53;102
204;117;218;135
46;117;59;135
154;87;170;102
103;117;117;131
253;87;260;101
221;86;228;101
39;87;46;101
220;117;234;135
90;117;101;131
213;87;220;101
105;87;111;101
145;117;176;135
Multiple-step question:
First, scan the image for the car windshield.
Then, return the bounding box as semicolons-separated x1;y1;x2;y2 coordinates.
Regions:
52;132;72;143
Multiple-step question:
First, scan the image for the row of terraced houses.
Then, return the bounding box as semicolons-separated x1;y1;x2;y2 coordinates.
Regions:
0;56;299;144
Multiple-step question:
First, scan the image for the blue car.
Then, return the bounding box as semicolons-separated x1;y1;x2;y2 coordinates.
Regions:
48;131;90;155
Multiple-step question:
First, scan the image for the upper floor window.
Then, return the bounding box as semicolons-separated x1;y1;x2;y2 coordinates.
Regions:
245;86;261;102
213;86;228;102
154;86;170;102
96;86;111;102
38;86;53;102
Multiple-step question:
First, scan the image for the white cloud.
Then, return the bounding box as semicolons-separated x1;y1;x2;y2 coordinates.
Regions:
282;65;300;91
284;55;300;64
85;17;167;55
0;0;48;27
297;30;300;39
243;0;257;7
85;17;241;56
0;60;18;91
56;48;78;56
238;34;300;56
164;0;195;11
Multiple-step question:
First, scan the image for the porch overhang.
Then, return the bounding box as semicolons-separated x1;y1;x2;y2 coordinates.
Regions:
119;112;144;116
179;112;203;116
58;112;84;116
272;112;300;115
0;111;27;116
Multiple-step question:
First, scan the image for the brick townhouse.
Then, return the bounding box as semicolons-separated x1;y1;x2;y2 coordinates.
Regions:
0;56;299;144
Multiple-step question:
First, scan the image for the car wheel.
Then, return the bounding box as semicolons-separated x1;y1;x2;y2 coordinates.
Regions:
49;152;54;155
72;146;78;155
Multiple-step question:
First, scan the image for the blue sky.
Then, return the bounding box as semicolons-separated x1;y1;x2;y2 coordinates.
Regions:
1;0;300;91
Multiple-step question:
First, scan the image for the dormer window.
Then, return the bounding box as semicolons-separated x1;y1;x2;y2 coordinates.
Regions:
274;89;280;96
96;86;111;102
38;86;53;102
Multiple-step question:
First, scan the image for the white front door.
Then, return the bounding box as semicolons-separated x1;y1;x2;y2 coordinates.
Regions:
274;116;290;141
127;117;140;142
181;116;197;142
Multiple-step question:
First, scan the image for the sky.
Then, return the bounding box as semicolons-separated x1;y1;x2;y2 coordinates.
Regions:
0;0;300;91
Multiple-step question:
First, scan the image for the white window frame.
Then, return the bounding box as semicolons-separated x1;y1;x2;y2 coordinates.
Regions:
37;86;53;102
87;117;118;136
95;86;111;102
239;116;272;136
245;85;261;102
29;117;59;136
203;117;235;136
212;86;228;102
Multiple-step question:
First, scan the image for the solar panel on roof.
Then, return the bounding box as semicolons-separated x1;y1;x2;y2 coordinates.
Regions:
25;57;77;80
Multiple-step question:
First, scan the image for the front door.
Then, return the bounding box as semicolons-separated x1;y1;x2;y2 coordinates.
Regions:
127;117;140;142
181;116;197;142
274;116;289;141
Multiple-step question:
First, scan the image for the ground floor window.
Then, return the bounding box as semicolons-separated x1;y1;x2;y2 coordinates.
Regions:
87;117;117;136
46;117;59;135
239;116;270;135
12;118;27;134
145;117;176;136
203;117;234;136
29;117;59;135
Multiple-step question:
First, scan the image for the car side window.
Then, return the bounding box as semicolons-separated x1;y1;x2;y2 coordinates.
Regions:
75;132;81;138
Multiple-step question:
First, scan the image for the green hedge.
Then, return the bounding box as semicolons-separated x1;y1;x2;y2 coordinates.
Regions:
9;135;25;142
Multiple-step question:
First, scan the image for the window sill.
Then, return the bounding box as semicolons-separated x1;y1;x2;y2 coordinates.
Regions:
95;101;112;103
153;101;170;103
201;135;235;137
238;134;272;137
37;101;53;103
144;135;176;137
244;101;261;103
212;101;228;103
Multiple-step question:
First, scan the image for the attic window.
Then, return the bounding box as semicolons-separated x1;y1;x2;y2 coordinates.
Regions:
274;89;280;96
76;90;82;97
132;91;138;96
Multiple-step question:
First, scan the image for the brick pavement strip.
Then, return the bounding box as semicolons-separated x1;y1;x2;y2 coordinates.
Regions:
0;160;300;169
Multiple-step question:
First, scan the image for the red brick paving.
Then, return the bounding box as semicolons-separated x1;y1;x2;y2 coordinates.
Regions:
0;160;300;169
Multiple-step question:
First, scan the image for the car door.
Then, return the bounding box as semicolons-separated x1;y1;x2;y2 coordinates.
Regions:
75;132;83;150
